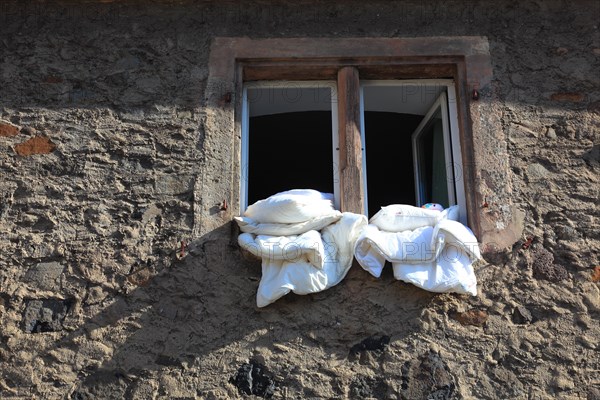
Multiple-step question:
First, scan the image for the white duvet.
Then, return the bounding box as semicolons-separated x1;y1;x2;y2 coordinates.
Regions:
236;190;367;307
354;210;481;295
237;191;480;305
238;213;367;307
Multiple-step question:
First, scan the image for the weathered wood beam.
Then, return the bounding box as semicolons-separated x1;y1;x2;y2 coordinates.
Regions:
337;66;364;214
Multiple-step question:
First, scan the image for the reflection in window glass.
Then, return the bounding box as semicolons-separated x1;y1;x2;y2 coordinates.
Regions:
415;110;450;207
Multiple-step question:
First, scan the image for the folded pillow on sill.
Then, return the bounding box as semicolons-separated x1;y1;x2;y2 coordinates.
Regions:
369;204;459;232
243;189;336;224
234;211;342;236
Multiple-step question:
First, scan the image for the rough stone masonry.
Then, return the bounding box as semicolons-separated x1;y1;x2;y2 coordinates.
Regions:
0;1;599;399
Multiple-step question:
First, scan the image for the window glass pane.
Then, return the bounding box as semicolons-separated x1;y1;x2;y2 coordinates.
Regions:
416;109;450;207
246;86;334;205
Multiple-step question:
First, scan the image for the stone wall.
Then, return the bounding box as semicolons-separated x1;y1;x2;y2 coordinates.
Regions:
0;1;598;398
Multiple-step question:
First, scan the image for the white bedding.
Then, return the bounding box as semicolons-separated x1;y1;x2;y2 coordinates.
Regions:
354;214;481;295
239;212;367;307
238;192;480;305
243;189;336;223
234;211;342;236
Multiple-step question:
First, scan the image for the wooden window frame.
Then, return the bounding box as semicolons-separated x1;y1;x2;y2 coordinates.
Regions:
202;37;520;251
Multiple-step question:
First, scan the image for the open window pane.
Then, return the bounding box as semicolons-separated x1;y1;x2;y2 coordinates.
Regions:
411;91;456;208
243;84;336;208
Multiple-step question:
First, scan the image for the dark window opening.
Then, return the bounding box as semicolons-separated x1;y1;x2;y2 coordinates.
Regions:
364;112;423;217
247;111;334;205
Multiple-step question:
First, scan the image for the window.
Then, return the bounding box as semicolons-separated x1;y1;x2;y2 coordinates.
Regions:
241;79;467;223
202;36;522;248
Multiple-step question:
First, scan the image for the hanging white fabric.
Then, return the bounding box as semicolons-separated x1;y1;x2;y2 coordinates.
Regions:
354;205;481;295
236;190;367;307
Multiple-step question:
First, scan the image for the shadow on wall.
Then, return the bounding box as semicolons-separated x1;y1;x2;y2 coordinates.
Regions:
40;223;440;398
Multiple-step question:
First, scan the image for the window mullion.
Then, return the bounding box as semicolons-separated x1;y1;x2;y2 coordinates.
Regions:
337;66;365;214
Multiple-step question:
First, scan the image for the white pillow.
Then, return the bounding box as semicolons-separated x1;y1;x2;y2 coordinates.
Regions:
234;211;342;236
369;204;459;232
442;205;460;222
243;189;335;224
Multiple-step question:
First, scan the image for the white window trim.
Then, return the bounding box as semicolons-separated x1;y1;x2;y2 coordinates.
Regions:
446;85;467;224
358;85;368;215
408;86;467;224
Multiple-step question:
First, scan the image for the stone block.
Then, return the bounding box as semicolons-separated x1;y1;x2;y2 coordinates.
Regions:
154;175;192;195
451;309;488;327
0;123;20;137
24;261;64;291
14;136;56;156
22;298;72;333
550;92;585;102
